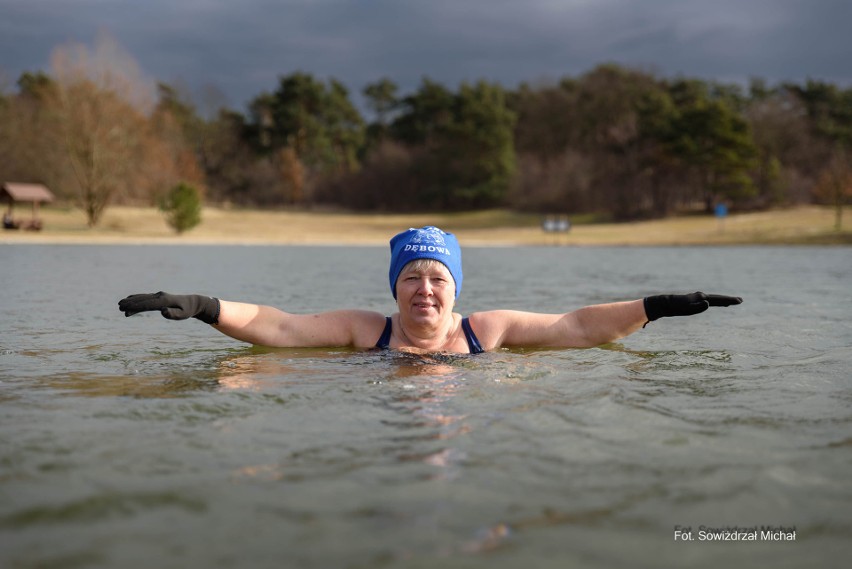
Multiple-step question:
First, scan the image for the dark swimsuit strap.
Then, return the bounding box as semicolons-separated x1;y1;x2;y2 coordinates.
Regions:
461;317;485;354
374;316;484;354
375;316;393;349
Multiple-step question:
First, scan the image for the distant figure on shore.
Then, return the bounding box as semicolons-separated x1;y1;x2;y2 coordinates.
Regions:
119;226;742;353
3;212;20;230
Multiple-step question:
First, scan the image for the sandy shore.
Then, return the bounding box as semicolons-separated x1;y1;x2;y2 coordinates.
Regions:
2;205;850;246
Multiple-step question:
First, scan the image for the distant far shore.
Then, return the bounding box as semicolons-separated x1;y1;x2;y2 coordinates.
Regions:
2;205;851;246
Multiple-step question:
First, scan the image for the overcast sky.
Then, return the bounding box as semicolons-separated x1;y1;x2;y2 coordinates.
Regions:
1;0;849;114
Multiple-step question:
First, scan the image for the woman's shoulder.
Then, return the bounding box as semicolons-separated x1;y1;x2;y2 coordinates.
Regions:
467;309;527;324
347;310;390;329
319;310;389;347
464;311;517;350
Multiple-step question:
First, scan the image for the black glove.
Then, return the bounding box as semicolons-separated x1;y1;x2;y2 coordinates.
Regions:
644;292;742;322
118;292;220;325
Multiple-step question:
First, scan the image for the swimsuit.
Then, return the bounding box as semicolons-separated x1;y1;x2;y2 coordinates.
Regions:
374;316;485;354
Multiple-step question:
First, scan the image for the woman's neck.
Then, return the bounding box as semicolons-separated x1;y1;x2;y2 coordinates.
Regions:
395;313;460;351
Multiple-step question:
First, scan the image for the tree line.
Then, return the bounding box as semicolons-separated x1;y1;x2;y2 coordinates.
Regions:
1;39;850;227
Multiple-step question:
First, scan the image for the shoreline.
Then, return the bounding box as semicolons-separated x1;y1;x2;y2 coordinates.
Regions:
2;205;850;246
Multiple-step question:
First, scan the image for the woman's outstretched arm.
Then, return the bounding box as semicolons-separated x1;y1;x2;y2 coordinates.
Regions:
470;293;742;350
118;292;386;348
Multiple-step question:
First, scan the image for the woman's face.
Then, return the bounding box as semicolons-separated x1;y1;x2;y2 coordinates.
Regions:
395;261;455;326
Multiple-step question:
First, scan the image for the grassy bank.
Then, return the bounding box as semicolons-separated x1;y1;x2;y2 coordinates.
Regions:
2;205;851;246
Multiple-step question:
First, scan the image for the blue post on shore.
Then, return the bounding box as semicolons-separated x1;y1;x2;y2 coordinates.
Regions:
715;203;728;233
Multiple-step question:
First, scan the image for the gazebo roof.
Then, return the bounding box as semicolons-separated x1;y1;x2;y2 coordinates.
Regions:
2;182;55;203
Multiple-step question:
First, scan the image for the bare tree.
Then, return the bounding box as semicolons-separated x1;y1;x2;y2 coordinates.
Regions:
0;74;69;193
276;147;305;204
147;92;207;206
48;32;158;226
814;145;852;231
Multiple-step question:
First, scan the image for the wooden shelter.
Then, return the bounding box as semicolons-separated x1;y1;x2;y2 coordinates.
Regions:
2;182;55;230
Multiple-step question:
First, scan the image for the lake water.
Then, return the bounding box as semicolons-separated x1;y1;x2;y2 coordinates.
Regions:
1;244;851;568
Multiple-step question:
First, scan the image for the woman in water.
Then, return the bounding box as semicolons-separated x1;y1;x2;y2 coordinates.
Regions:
119;226;742;353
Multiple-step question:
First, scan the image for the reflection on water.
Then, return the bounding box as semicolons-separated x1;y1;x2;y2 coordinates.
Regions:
1;245;851;568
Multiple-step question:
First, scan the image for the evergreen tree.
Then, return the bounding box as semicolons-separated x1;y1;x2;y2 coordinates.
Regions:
363;78;399;149
391;79;516;208
667;80;757;210
160;182;202;234
248;72;364;174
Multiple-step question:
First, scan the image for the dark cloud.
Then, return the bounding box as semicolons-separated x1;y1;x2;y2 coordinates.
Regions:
0;0;849;112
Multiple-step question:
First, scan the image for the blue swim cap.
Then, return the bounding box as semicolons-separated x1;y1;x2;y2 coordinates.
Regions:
389;226;463;299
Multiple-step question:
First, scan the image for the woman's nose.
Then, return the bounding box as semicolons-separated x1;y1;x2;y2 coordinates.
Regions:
417;278;433;295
